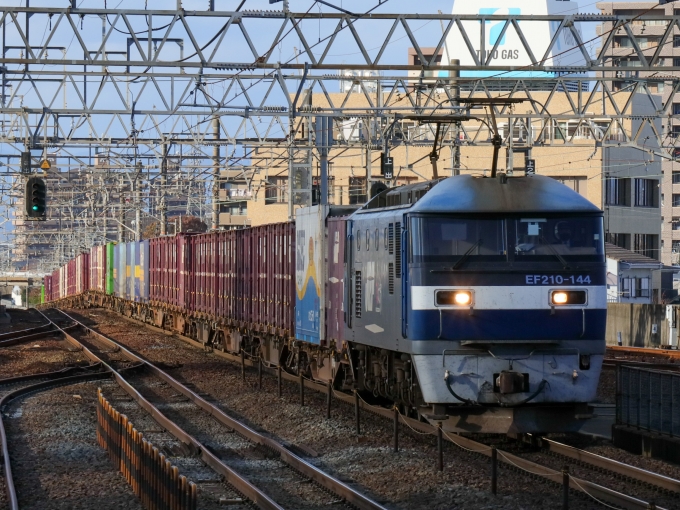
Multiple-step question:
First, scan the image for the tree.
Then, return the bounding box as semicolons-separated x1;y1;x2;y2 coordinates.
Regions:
141;216;208;240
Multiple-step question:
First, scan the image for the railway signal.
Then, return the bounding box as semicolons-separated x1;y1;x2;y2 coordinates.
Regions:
20;152;31;174
25;176;47;219
381;153;394;179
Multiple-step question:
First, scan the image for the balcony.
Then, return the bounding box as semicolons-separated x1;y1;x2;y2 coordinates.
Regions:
218;213;251;227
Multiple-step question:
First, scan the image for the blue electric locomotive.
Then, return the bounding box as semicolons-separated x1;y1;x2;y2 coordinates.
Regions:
345;174;606;433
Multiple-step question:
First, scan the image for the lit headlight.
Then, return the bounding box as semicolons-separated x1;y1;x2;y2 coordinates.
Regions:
436;290;473;306
550;290;587;305
552;291;568;305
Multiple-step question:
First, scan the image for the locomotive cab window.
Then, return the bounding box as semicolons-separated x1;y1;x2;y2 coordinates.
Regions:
410;217;507;265
514;216;604;261
410;214;604;267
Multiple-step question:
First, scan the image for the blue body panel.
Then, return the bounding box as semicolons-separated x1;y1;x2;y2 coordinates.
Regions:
407;308;607;342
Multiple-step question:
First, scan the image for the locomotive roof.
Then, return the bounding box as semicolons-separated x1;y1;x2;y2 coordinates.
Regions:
409;174;601;214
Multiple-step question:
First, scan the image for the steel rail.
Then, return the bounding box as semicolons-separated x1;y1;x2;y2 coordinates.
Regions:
602;359;680;372
44;309;388;510
539;437;680;494
0;324;82;348
0;365;111;510
608;346;680;360
0;324;52;342
106;311;670;510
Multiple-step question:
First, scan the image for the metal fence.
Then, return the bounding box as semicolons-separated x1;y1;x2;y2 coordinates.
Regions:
616;365;680;437
97;389;197;510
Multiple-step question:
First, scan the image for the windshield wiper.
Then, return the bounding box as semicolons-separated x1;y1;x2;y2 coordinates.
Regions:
540;235;570;270
451;239;483;270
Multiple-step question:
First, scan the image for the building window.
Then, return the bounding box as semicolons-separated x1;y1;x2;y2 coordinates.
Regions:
605;177;630;206
349;177;367;205
551;176;586;196
606;233;631;250
672;240;680;253
634;179;658;207
621;277;631;298
674;194;680;207
673;218;680;230
635;277;650;298
634;234;659;260
675;36;680;48
265;177;288;204
673;172;680;184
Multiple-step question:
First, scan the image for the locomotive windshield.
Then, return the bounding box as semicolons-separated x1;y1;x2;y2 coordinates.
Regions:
410;215;603;266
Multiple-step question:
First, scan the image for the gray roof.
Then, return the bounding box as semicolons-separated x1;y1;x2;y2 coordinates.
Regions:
410;174;601;214
605;243;663;267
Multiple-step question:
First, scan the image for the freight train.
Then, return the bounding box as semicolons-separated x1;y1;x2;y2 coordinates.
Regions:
42;174;606;434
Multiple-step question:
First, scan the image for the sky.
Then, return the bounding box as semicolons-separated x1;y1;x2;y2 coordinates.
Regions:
0;0;656;242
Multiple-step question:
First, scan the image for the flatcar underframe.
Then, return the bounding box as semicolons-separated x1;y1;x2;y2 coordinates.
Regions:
44;290;595;434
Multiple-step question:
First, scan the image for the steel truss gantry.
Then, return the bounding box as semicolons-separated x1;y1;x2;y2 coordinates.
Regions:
2;2;680;269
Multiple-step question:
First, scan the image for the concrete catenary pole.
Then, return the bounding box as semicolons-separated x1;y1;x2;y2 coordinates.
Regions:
135;161;142;241
212;117;220;231
160;142;168;236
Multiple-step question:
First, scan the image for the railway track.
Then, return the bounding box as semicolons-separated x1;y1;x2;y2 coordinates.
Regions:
0;364;111;510
37;308;388;510
481;434;680;509
81;307;680;510
602;358;680;372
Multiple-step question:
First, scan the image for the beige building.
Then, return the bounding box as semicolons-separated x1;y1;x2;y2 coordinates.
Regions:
230;86;652;237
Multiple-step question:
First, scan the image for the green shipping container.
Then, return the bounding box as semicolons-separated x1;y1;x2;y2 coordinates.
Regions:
106;242;115;295
40;285;45;304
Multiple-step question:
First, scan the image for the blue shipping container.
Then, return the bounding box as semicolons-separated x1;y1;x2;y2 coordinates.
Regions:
127;240;150;302
114;242;127;299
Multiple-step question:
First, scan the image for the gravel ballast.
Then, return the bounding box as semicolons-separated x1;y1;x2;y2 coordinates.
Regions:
4;381;142;510
63;308;634;509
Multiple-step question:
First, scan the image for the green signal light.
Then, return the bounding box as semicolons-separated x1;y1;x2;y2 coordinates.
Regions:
32;205;39;211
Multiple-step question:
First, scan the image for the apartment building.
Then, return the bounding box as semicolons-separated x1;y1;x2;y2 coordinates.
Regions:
598;2;680;263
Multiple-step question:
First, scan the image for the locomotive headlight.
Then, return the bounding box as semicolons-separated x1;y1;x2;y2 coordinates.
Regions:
550;290;587;305
436;290;473;307
552;291;569;305
454;291;472;306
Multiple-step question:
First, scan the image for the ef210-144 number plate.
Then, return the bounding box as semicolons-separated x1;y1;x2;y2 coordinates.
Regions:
525;274;591;285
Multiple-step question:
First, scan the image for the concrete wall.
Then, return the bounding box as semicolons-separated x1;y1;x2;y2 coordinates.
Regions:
606;303;668;347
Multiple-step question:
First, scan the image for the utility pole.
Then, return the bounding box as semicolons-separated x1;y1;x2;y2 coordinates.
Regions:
212;117;220;231
118;174;125;243
451;59;461;176
160;142;168;236
134;161;142;242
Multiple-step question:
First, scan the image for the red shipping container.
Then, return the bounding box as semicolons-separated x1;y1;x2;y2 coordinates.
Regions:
52;268;60;300
59;266;66;299
90;245;106;293
75;252;90;294
67;259;76;297
44;275;52;302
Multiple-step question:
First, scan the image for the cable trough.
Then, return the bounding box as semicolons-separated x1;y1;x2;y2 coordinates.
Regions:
39;308;387;510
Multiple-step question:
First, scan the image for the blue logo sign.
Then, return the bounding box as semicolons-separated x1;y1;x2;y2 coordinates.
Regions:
479;8;521;46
